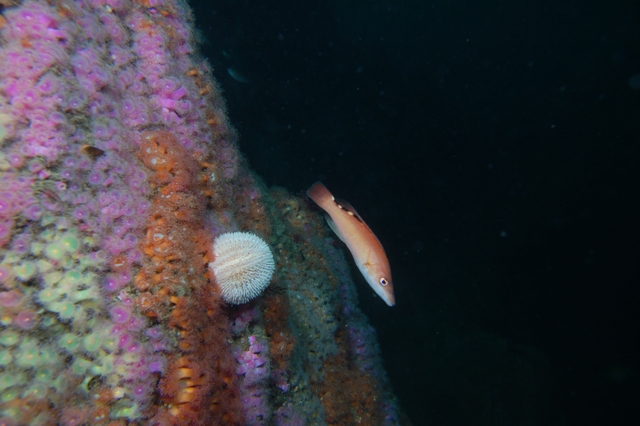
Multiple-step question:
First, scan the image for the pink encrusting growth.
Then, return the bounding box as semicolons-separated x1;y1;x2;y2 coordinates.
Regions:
0;0;400;425
0;0;220;422
234;334;271;424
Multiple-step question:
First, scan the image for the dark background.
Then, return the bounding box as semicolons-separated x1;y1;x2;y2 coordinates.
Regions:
189;1;640;424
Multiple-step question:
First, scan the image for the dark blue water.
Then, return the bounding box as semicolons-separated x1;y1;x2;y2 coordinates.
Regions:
190;1;640;424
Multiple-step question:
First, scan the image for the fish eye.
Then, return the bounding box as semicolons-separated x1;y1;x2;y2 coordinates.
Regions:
379;278;388;286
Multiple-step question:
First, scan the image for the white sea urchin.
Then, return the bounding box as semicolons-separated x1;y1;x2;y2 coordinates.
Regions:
209;232;275;304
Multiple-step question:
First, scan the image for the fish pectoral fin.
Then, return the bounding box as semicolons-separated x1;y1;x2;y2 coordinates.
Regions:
325;214;346;242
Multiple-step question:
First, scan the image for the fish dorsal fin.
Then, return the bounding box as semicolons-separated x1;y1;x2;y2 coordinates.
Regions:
334;199;364;223
324;213;345;242
334;198;385;251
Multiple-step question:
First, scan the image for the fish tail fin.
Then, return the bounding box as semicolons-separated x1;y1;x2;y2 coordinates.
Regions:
307;181;333;208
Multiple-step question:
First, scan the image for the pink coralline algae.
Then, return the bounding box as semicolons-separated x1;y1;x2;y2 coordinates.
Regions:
0;1;400;425
234;335;271;424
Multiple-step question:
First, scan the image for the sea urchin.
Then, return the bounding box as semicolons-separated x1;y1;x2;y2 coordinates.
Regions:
210;232;275;304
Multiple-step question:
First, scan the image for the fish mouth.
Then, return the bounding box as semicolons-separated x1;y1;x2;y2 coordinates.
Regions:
383;294;396;307
370;279;395;306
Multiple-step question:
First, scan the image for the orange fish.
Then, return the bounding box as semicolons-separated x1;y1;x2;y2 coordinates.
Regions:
307;182;395;306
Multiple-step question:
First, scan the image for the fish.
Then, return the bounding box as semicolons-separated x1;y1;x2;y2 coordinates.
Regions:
80;144;105;161
227;68;251;84
307;182;395;306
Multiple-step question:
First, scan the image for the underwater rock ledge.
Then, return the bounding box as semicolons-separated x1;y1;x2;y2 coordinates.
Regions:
0;0;400;424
